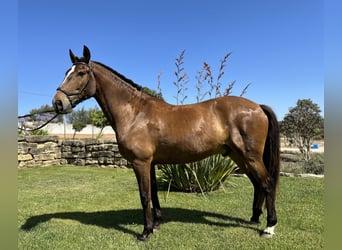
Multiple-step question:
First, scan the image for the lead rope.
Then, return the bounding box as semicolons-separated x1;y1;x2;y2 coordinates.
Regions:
18;109;60;132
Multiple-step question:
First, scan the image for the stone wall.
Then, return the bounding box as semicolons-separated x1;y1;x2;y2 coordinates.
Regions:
18;136;131;168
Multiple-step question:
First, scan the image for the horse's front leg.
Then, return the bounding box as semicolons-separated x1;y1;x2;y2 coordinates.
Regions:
133;161;153;241
150;165;162;230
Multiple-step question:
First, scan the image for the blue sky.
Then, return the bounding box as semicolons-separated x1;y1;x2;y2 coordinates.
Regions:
18;0;324;120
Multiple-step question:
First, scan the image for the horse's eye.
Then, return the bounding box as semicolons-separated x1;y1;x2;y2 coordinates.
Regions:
77;72;86;77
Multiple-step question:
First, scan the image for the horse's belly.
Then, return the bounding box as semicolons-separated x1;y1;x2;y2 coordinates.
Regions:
154;136;225;164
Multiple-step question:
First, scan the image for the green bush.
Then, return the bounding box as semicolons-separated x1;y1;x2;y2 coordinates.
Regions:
303;153;324;175
159;154;238;193
31;129;49;136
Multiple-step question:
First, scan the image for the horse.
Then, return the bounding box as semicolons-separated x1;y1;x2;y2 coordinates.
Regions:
52;46;280;241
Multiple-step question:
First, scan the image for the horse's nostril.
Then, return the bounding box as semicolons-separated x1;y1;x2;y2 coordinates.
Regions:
54;100;63;112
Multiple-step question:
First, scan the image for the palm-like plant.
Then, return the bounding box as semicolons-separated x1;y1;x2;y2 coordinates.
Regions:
159;154;238;194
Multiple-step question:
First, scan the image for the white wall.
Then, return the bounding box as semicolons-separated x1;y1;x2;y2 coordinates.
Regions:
20;122;115;135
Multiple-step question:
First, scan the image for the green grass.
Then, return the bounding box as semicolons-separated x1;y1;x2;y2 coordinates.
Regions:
18;166;323;249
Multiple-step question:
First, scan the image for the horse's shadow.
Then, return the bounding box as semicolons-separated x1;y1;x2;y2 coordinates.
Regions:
20;208;261;237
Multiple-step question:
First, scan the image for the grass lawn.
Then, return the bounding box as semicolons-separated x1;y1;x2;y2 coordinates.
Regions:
18;166;323;249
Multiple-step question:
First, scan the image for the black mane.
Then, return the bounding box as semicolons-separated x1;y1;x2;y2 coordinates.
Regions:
92;61;143;92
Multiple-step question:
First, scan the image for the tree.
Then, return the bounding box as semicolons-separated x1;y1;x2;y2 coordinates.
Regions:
281;99;323;161
89;106;110;139
66;107;90;139
141;87;163;100
29;104;63;123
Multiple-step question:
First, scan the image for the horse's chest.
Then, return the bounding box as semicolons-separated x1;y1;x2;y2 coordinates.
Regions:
116;132;155;161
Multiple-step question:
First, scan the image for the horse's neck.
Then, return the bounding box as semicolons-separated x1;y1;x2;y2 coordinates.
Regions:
92;63;147;135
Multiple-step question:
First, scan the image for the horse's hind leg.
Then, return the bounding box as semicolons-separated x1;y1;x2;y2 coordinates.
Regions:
248;159;277;237
249;174;265;224
229;154;265;225
150;165;162;230
229;133;277;237
262;173;278;238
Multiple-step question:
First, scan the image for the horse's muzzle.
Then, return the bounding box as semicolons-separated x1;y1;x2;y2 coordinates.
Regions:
52;93;73;114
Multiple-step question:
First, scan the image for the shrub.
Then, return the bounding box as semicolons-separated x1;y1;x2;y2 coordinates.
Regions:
159;154;238;193
303;153;324;175
31;129;49;136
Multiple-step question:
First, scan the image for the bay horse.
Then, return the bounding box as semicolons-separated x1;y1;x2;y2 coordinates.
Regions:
52;46;280;241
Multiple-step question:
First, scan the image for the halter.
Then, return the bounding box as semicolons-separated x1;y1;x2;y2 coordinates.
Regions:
56;62;92;108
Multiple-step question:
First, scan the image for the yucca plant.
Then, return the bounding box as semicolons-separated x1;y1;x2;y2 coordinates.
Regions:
159;154;238;194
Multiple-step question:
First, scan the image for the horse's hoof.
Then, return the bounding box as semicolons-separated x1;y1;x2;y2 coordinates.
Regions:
260;231;275;238
260;225;276;238
153;225;160;232
137;234;149;242
137;228;153;242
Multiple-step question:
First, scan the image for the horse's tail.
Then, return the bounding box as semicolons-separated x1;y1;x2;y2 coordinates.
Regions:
260;105;280;190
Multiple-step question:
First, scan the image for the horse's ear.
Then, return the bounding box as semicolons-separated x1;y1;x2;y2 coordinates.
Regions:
69;49;78;64
83;45;91;63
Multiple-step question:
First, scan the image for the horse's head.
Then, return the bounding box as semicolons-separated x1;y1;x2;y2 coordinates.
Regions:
52;45;96;114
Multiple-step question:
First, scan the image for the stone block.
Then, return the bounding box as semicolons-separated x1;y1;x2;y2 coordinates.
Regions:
18;142;29;154
104;158;114;165
86;145;101;152
71;158;85;166
85;159;98;165
62;145;71;152
18;154;33;161
25;136;59;143
34;153;56;161
41;159;62;167
71;146;85;153
62;151;75;159
98;151;114;158
62;140;85;147
83;138;99;145
60;159;68;165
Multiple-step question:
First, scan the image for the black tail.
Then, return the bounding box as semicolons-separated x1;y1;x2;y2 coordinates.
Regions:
260;105;280;190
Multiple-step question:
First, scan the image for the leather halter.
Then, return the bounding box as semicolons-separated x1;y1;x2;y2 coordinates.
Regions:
56;62;92;108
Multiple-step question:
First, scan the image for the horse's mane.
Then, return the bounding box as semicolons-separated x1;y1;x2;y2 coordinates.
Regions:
92;61;143;92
